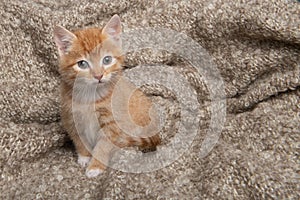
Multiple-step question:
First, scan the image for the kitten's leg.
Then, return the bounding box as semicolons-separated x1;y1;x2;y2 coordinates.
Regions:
86;136;115;178
85;131;160;177
71;134;92;167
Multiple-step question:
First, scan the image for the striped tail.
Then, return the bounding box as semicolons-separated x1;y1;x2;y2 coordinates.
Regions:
126;133;161;153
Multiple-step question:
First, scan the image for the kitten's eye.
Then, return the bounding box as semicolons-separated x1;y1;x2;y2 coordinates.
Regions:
77;60;90;69
102;56;113;65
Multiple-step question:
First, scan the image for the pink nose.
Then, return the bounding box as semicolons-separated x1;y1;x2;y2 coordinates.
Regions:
94;74;103;80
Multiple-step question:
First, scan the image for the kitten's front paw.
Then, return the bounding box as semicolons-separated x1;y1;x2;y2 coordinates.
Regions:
77;155;91;167
85;168;104;178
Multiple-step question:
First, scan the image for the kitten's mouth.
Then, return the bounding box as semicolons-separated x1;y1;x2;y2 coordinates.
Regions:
98;80;106;84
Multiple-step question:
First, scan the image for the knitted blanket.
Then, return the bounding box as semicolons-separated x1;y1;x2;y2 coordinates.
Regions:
1;0;299;199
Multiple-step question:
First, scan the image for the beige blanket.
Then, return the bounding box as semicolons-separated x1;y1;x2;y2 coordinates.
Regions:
1;0;299;199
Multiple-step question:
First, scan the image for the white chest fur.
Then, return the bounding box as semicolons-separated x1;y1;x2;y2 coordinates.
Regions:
72;103;101;149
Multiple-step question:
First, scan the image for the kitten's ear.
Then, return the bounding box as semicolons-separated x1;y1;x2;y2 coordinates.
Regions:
53;26;77;56
102;15;122;46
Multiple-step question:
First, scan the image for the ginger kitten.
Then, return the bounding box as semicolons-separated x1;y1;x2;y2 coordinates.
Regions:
54;15;160;177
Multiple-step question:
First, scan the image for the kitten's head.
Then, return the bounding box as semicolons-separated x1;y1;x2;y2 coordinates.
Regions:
54;15;123;97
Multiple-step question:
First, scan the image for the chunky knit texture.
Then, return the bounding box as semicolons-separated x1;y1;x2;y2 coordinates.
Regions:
0;0;299;199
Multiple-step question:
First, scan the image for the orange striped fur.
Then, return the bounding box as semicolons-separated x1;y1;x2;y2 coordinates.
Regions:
54;15;160;177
